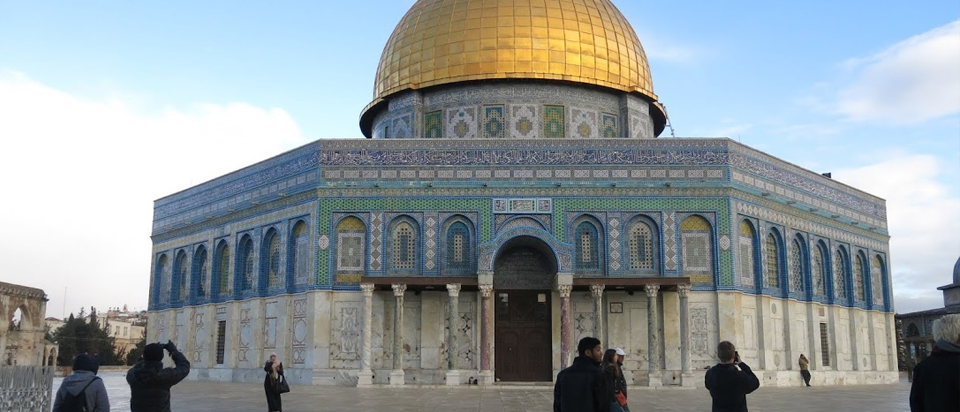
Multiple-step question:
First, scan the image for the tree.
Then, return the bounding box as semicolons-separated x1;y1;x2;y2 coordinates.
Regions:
52;309;122;366
126;330;147;365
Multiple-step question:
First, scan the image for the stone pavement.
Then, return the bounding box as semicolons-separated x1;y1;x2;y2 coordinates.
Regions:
165;380;912;412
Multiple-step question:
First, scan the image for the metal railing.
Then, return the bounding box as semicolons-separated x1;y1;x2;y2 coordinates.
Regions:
0;366;53;412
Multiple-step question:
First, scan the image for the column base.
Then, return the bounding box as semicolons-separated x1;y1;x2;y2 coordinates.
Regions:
680;372;696;388
647;371;663;387
445;370;461;386
479;370;495;386
389;369;405;386
357;370;374;387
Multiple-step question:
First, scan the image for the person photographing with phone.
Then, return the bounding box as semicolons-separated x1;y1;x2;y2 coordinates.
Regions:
704;341;760;412
126;339;191;412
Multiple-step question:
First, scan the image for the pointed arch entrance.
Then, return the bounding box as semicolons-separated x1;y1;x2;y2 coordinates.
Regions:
493;235;558;382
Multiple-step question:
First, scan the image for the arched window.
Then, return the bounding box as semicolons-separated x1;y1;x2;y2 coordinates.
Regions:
290;221;311;286
764;233;781;289
812;242;827;297
173;251;188;304
680;215;714;285
574;220;601;272
214;241;230;297
789;237;805;294
261;229;282;290
388;218;418;272
628;217;658;274
833;247;848;302
905;322;920;338
155;254;169;306
738;220;757;287
853;252;866;302
443;219;473;274
871;255;886;307
337;217;366;272
237;235;255;293
193;246;208;301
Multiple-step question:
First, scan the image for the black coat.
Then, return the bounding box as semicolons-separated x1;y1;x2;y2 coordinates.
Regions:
909;341;960;412
554;356;610;412
126;350;191;412
704;362;760;412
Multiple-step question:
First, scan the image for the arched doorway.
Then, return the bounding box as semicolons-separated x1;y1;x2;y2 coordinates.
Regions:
493;236;557;382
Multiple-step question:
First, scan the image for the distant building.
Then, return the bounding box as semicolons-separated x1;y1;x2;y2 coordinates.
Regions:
1;282;57;366
95;307;147;356
896;257;960;364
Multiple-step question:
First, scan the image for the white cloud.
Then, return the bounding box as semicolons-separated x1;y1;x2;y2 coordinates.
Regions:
836;20;960;124
0;72;309;317
834;152;960;313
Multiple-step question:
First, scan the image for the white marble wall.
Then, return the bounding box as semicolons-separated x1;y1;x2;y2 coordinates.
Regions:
149;289;897;387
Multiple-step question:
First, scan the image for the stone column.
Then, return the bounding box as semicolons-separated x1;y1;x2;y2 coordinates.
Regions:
559;284;574;368
678;284;694;387
479;284;495;385
645;284;662;387
445;283;462;386
591;284;605;341
358;283;375;386
390;284;406;386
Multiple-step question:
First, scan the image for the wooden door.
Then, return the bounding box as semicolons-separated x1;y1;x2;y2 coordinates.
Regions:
495;290;553;382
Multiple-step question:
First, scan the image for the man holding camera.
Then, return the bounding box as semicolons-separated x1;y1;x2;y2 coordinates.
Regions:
127;340;191;412
704;341;760;412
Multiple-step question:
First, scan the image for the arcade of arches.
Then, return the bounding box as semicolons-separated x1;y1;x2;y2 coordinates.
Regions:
1;281;57;366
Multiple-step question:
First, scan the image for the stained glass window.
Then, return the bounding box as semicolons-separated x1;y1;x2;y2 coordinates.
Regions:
176;252;188;303
764;234;780;288
156;255;168;305
871;256;885;306
629;220;654;271
217;243;230;296
574;221;599;271
789;239;804;293
680;216;713;285
738;221;755;287
337;217;366;272
833;249;847;300
194;247;208;300
239;237;254;292
812;245;826;297
853;254;866;302
393;221;417;270
446;221;471;271
266;231;282;288
291;222;311;285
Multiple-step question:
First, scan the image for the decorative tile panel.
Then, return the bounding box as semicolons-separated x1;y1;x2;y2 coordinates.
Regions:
663;212;678;270
292;298;308;365
571;107;598;138
446;106;478;138
601;113;619;137
544;105;565;138
424;110;443;138
482;105;506;138
510;104;539;138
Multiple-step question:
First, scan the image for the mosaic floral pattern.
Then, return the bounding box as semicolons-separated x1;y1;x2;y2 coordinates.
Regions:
544;105;565;138
601;113;619;137
482;106;505;138
424;110;443;138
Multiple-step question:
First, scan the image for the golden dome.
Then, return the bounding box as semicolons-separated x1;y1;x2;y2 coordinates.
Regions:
366;0;658;107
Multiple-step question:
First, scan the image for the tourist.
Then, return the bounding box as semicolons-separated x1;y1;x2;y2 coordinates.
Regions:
264;352;287;412
614;348;630;411
798;354;811;386
127;340;191;412
909;314;960;412
554;337;609;412
601;349;627;412
704;341;760;412
52;354;109;412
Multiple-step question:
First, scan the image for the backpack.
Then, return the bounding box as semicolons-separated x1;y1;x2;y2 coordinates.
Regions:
60;377;100;412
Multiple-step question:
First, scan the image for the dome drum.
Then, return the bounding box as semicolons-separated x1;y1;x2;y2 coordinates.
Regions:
368;81;658;139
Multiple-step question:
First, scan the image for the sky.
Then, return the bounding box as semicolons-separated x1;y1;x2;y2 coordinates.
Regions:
0;1;958;318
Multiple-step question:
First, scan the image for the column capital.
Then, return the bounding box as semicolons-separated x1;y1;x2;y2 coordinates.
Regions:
361;283;376;296
479;284;494;298
644;284;660;298
558;284;573;298
446;283;462;297
590;284;605;298
677;284;691;298
392;284;407;297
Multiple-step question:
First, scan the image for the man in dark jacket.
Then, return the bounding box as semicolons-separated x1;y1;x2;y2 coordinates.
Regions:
52;354;110;412
127;340;191;412
554;336;609;412
910;314;960;412
704;341;760;412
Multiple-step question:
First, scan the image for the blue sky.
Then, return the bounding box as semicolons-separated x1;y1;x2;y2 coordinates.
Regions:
1;0;957;317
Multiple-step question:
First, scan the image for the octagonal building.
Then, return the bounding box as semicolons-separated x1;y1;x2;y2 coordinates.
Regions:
147;0;898;387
